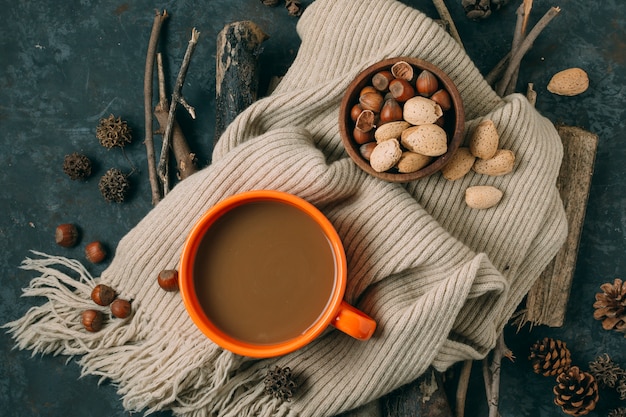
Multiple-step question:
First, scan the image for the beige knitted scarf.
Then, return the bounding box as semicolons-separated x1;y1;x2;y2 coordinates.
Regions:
5;0;568;416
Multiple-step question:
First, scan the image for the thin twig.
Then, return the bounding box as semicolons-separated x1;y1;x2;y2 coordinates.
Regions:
143;10;168;205
522;0;534;35
496;6;561;96
432;0;464;49
456;360;473;417
526;83;537;106
485;51;511;86
503;4;527;95
157;27;200;194
155;53;198;180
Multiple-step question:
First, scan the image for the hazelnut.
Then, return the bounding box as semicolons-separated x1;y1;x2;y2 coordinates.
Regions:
430;89;452;111
110;299;131;319
353;126;375;145
355;109;376;132
85;241;107;264
359;142;377;161
91;284;116;306
388;78;415;102
390;60;414;81
358;92;384;113
359;85;378;97
82;309;103;332
379;98;404;124
157;269;180;292
55;223;79;247
350;104;363;122
416;70;439;96
371;70;394;92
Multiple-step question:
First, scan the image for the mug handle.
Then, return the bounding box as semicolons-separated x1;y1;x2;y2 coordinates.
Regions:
332;301;376;340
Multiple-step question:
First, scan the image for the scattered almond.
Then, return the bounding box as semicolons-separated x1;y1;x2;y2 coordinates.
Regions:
473;149;515;176
465;185;503;209
370;138;402;172
396;152;432;173
547;68;589;96
441;147;475;180
469;119;499;159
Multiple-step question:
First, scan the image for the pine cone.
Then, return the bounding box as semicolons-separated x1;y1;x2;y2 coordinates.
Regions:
96;114;132;149
588;353;625;388
553;366;599;416
593;278;626;332
98;168;130;203
609;407;626;417
528;337;572;376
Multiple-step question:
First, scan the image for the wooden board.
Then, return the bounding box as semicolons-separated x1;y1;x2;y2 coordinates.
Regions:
523;125;598;327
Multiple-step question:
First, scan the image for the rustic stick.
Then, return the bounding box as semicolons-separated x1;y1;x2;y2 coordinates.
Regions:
496;6;561;96
455;360;473;417
157;27;200;194
523;125;598;327
143;10;168;205
214;21;268;144
155;53;198;180
526;82;537;106
502;4;526;95
432;0;464;48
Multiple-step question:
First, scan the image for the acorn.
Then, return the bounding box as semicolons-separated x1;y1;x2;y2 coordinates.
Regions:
55;223;79;247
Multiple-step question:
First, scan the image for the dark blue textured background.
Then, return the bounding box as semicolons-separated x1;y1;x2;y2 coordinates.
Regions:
1;1;624;416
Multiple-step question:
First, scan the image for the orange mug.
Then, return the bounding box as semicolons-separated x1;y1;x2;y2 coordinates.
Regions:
179;190;376;358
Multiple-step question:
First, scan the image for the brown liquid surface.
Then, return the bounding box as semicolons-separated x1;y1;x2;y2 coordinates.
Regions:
194;201;336;345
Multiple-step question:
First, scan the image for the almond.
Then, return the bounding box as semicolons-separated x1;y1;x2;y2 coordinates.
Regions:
401;124;448;156
374;121;411;142
465;186;503;209
396;152;432;173
403;96;443;125
472;149;515;176
369;138;402;172
441;147;475;180
547;68;589;96
469;119;499;159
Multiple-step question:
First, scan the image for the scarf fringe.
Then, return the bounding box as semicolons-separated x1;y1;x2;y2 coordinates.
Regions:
3;252;282;417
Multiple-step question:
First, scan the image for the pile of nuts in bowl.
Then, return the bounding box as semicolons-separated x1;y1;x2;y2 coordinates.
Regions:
344;58;462;178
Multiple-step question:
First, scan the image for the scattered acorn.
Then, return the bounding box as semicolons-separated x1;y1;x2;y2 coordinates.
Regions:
55;223;79;247
157;269;180;292
91;284;116;306
85;241;107;264
82;309;103;332
110;299;131;319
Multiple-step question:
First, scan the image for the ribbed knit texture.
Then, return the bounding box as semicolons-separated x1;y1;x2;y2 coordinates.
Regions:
5;1;567;416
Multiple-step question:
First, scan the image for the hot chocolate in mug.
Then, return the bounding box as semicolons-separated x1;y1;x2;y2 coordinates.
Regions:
179;190;376;358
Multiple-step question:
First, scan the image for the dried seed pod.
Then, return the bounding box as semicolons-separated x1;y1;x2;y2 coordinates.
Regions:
91;284;116;306
110;299;131;318
82;309;103;332
96;114;132;149
158;269;180;292
55;223;79;247
99;168;130;203
62;152;92;180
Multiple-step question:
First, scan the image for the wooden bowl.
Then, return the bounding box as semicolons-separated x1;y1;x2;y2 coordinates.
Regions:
339;57;465;182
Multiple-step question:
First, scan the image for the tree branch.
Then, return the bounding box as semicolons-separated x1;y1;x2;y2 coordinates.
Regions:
157;27;200;195
143;9;168;205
